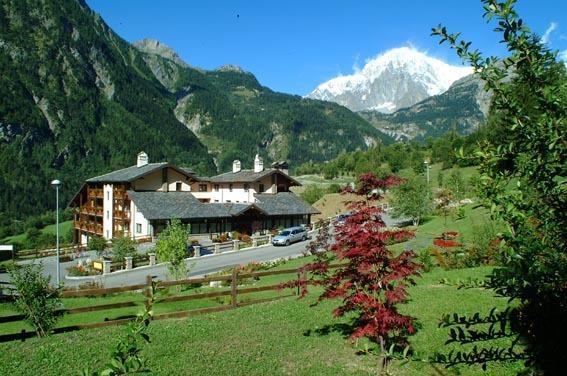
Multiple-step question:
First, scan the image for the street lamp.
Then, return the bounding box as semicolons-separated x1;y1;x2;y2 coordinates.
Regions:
51;179;61;287
423;161;430;185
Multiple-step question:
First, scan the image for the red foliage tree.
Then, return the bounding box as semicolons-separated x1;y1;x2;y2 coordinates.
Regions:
286;173;421;371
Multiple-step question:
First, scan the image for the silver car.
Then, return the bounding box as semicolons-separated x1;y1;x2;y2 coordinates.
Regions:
272;226;307;246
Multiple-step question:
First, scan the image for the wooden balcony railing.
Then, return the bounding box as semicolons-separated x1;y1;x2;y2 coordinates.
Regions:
88;188;103;198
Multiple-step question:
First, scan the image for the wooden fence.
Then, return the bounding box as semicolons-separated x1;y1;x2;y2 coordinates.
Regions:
0;263;343;343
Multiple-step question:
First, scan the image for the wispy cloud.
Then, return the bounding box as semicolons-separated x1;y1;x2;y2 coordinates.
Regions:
542;22;558;44
352;53;361;73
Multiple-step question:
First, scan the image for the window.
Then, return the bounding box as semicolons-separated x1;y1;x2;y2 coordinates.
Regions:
199;184;207;192
106;210;109;219
244;183;249;192
136;223;142;234
106;191;109;200
229;184;233;192
176;182;182;191
214;200;219;203
226;200;231;203
214;184;219;192
259;184;265;193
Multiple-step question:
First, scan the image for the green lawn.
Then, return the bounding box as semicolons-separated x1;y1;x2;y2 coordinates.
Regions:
0;263;523;375
3;221;73;245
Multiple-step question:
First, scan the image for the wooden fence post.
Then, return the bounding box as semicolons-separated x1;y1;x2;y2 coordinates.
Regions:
145;275;153;310
231;268;238;308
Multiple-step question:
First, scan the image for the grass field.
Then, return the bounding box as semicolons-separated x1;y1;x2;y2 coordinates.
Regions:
3;221;73;245
0;265;522;375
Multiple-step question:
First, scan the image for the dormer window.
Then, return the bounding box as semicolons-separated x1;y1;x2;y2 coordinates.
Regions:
259;184;265;193
214;184;219;192
199;184;207;192
176;182;182;191
244;183;249;192
229;184;233;192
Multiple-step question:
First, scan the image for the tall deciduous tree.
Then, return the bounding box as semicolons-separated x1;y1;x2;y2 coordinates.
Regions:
389;173;432;226
433;0;567;373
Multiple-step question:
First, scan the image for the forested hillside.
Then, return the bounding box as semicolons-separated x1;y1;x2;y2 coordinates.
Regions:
0;0;389;221
0;0;215;219
135;41;393;170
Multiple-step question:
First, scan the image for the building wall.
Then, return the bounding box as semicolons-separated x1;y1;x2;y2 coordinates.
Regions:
167;169;192;192
102;184;113;240
131;168;192;192
130;200;151;239
191;175;280;203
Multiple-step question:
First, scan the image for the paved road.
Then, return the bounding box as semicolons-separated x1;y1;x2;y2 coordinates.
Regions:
0;213;404;289
0;239;312;289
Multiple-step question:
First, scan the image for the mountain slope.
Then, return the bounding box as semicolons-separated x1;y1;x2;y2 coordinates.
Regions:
134;40;394;170
0;1;391;220
0;0;216;218
307;47;472;113
358;74;491;141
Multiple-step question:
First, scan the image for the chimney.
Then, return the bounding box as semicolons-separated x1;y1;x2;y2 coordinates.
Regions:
232;160;241;173
137;151;149;167
254;154;264;173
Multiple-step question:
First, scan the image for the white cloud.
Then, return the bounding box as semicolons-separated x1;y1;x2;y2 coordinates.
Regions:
352;54;361;73
542;22;558;44
559;50;567;63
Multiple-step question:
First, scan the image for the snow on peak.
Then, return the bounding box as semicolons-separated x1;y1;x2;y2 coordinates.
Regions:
307;47;472;113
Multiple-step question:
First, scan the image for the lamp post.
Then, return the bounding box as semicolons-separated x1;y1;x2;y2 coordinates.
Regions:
424;161;430;185
51;179;61;286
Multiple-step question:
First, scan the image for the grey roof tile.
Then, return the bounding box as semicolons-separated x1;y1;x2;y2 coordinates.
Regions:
254;192;320;216
87;163;197;183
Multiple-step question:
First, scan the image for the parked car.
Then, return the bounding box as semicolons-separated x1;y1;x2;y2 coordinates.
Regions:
272;226;307;246
335;212;352;226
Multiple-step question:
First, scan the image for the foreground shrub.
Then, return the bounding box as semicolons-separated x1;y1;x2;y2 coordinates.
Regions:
286;173;421;373
9;264;61;337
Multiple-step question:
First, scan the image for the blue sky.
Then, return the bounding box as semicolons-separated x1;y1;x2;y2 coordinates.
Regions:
86;0;567;95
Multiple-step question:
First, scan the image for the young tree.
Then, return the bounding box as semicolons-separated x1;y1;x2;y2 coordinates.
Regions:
88;235;108;258
433;1;567;372
389;173;432;226
9;264;61;337
111;236;137;263
287;173;420;373
299;184;326;205
155;219;188;281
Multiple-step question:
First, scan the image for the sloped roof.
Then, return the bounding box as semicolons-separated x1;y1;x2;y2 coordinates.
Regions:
127;191;254;220
254;192;320;216
87;163;198;183
206;169;301;185
126;191;318;221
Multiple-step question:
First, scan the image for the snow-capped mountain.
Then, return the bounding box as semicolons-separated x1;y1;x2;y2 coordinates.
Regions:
307;47;472;113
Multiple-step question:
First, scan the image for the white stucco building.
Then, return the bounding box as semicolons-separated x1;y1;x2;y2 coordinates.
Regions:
70;152;318;245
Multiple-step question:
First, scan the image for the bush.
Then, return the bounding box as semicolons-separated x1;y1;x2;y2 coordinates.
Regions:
300;184;325;205
88;235;108;257
9;264;61;337
111;236;137;263
417;248;435;273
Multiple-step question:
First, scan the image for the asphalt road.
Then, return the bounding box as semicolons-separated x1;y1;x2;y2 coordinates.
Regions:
0;212;403;289
0;239;312;289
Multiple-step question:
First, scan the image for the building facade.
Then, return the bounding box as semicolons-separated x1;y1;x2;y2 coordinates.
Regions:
70;152;319;245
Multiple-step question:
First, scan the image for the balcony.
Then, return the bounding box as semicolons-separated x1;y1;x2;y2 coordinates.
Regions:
73;220;103;235
80;206;103;217
88;188;103;199
113;210;131;220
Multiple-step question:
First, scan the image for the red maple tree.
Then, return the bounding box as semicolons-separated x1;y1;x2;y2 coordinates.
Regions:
286;173;421;371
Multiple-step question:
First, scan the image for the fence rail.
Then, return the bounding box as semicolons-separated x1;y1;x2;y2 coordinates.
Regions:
0;263;344;343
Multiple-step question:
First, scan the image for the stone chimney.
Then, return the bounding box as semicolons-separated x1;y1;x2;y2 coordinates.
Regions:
137;151;149;167
254;154;264;173
232;160;241;173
